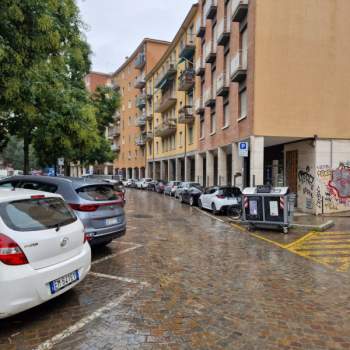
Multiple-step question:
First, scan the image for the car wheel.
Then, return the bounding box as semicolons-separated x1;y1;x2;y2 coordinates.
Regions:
212;203;218;215
198;199;203;209
189;196;194;206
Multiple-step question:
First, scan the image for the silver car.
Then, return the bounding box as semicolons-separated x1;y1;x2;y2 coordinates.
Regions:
0;176;126;246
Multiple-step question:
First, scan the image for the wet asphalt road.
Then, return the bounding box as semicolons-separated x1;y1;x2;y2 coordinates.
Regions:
1;189;350;350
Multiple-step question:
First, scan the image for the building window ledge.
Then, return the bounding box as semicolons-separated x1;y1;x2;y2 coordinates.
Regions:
237;115;247;122
221;125;230;130
209;131;216;136
199;136;205;141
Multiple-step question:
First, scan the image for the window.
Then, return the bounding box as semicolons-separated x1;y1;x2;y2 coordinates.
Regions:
1;197;76;232
179;132;183;147
223;103;230;127
17;181;57;193
200;119;204;138
188;126;194;144
128;82;131;91
135;150;138;158
212;68;216;96
128;116;131;125
148;143;152;155
128;100;131;109
122;104;125;111
76;185;117;202
156;141;159;154
239;89;247;119
210;112;216;134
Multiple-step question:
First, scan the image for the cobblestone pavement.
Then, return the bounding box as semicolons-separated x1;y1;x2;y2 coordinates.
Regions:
1;189;350;350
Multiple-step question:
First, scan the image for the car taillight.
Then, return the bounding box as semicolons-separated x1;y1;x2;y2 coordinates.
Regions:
216;195;225;199
69;203;99;212
0;234;28;266
83;232;92;243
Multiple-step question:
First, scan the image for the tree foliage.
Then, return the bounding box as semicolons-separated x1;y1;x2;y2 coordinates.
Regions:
0;0;107;174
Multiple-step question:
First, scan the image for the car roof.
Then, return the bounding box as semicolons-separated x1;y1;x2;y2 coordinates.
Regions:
0;188;61;202
0;175;113;189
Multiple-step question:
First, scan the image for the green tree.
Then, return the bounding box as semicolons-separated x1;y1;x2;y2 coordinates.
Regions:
0;0;93;174
1;136;38;170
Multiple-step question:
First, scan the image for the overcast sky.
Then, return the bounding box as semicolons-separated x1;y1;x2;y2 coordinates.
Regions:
77;0;194;74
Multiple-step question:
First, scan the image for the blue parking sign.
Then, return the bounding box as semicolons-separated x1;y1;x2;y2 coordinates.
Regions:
239;142;249;157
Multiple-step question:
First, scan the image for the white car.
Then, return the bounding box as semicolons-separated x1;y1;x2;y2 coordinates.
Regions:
198;186;242;214
137;178;152;189
0;188;91;319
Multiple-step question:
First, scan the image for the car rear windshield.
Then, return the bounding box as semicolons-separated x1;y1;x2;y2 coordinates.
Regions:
218;188;242;197
76;185;118;201
0;197;76;232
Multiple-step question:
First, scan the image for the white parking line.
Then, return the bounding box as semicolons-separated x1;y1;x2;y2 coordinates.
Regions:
92;244;143;265
90;272;149;287
33;287;142;350
193;207;225;223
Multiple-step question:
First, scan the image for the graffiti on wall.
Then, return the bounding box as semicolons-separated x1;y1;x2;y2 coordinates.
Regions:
298;166;314;209
316;163;350;213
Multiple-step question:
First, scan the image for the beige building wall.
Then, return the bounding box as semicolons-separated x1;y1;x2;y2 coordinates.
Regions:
253;0;350;139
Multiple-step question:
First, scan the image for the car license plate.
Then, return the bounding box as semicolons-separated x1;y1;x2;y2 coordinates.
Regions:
49;271;79;294
106;217;118;226
232;198;238;205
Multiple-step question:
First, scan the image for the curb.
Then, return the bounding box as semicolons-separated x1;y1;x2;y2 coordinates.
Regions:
227;218;335;232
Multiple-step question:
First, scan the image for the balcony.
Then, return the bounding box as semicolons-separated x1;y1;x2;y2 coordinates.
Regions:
178;106;194;124
204;87;216;107
155;89;177;113
111;143;120;152
204;0;217;20
113;111;121;121
154;119;177;138
134;52;146;70
195;57;205;76
108;126;120;139
204;40;216;63
216;72;230;96
195;16;205;38
195;98;205;114
145;131;154;141
155;61;177;89
178;68;195;91
179;33;196;60
135;115;147;127
135;135;146;147
232;0;249;22
136;94;146;109
230;50;247;83
146;112;153;121
217;17;231;46
134;74;146;89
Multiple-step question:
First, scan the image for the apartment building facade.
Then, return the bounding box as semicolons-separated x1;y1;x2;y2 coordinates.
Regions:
145;5;199;182
192;0;350;215
112;39;170;179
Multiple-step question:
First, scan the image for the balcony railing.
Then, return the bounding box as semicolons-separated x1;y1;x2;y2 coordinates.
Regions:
134;74;146;89
230;50;247;83
216;71;230;96
204;0;217;20
232;0;249;22
195;16;205;38
155;61;177;89
111;143;120;152
178;106;194;124
178;68;195;91
108;126;120;139
179;33;196;60
135;135;146;147
136;94;146;109
134;52;146;70
217;17;231;46
204;40;216;63
204;87;216;107
135;115;147;127
154;119;177;138
195;97;205;114
154;89;177;113
195;57;205;76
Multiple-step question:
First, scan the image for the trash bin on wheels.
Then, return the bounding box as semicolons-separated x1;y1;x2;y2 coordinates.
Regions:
242;185;296;234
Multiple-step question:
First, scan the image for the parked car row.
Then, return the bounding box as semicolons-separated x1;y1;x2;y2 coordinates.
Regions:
128;178;242;216
0;175;127;319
